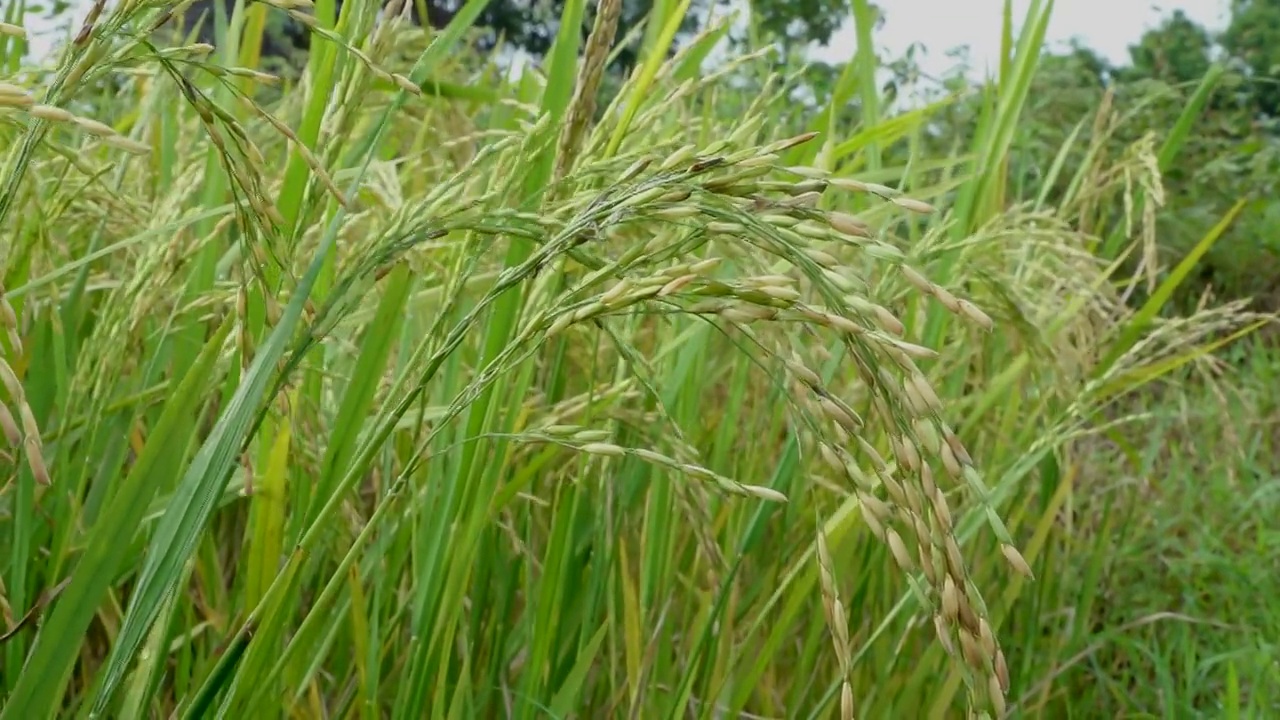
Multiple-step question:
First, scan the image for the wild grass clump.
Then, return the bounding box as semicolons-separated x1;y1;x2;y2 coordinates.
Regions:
0;0;1271;717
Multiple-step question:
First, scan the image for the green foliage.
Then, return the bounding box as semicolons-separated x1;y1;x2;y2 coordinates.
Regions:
1223;0;1280;118
1122;10;1214;86
920;4;1280;314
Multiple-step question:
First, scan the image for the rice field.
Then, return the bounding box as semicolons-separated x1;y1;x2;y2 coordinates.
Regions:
1;0;1277;718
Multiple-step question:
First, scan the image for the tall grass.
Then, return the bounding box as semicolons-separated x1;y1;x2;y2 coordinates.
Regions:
0;0;1274;718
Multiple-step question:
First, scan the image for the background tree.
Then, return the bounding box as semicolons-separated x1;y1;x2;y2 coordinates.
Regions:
174;0;850;75
1222;0;1280;119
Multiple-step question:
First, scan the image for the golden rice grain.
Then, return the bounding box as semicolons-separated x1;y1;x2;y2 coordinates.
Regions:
899;265;934;294
958;628;985;671
784;165;829;179
102;135;151;155
957;298;995;331
28;104;75;123
1000;543;1034;579
932;284;962;313
580;442;626;457
743;484;788;502
909;372;944;413
632;448;675;465
818;396;862;433
892;196;935;214
930;487;954;532
994;648;1010;692
894;435;921;473
818;442;846;473
878;471;908;508
785;355;822;388
988;675;1007;718
658;274;698;296
939;441;962;478
765;131;820;154
856;491;892;525
934;615;956;656
872;304;905;335
902;377;931;416
886;528;915;571
858;503;887;539
0;93;33;109
941;575;960;621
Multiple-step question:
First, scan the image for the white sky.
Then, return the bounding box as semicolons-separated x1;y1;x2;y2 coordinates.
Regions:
811;0;1231;77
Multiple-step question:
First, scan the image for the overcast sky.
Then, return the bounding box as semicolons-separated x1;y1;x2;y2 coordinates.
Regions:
811;0;1231;77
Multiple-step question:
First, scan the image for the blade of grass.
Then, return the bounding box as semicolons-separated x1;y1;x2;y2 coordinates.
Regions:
0;313;234;720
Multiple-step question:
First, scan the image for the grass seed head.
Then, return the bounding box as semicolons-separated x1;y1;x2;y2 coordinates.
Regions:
781;190;823;208
910;372;944;413
902;377;932;416
892;196;936;214
827;211;873;239
988;675;1007;718
919;543;939;585
939;441;962;478
959;628;985;672
819;396;863;433
946;431;975;467
994;648;1010;692
580;442;626;457
24;437;50;485
894;435;921;473
979;618;997;658
958;298;995;331
944;536;967;582
765;131;820;154
1000;543;1035;579
932;284;963;314
857;437;887;471
872;305;905;335
743;484;788;502
934;615;956;656
802;248;839;267
632;448;675;466
658;274;698;296
819;442;846;473
890;340;940;361
859;503;887;539
942;575;961;622
857;491;892;525
720;304;776;323
904;483;925;517
28;104;76;123
886;528;915;572
841;683;854;720
0;92;34;109
547;312;576;337
785;165;829;179
816;310;862;335
915;419;942;456
878;471;908;509
931;487;954;532
786;355;822;388
0;403;20;446
900;265;934;294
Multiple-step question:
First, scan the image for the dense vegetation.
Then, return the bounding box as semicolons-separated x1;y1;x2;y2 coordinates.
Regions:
1;0;1277;718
